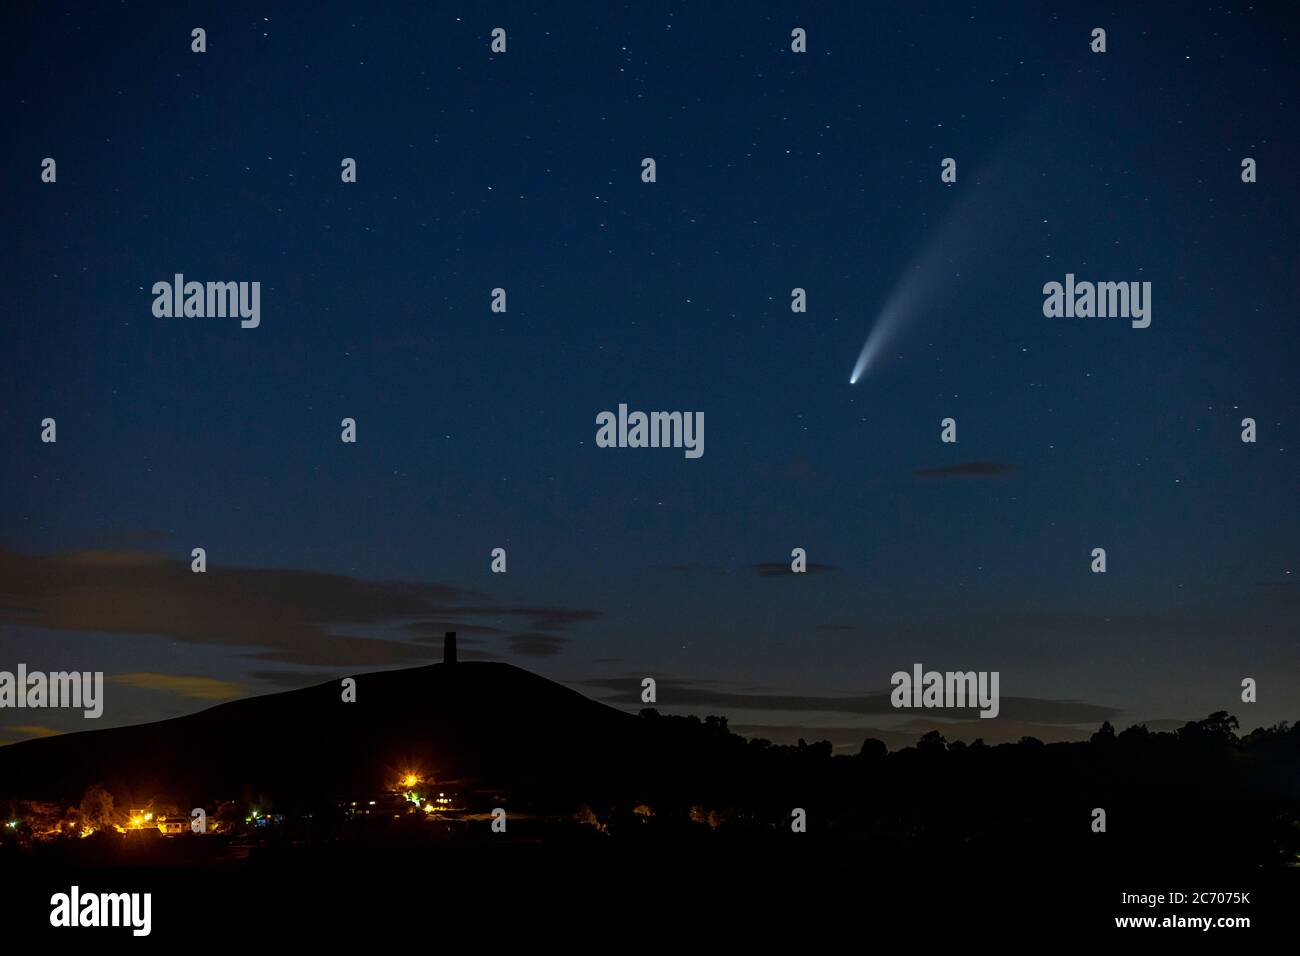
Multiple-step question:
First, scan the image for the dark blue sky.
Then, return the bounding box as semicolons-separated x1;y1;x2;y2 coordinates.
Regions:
3;2;1296;750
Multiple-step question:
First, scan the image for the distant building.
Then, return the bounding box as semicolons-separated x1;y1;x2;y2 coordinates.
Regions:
428;789;462;811
444;630;457;664
125;808;153;830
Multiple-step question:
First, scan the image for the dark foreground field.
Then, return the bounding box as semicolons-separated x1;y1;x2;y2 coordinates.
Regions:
2;841;1294;941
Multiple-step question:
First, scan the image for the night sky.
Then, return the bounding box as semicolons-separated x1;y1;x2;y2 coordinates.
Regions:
3;2;1297;752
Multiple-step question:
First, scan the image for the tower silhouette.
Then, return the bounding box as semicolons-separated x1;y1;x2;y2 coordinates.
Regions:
444;631;457;664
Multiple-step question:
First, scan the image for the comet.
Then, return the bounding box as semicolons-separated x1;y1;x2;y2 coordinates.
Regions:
848;133;1031;383
849;206;976;384
849;266;924;384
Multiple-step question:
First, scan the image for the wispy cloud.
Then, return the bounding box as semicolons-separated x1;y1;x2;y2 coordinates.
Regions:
434;606;601;631
578;676;1117;724
749;561;838;577
4;724;63;738
912;461;1020;478
0;548;600;668
108;672;247;700
505;633;569;657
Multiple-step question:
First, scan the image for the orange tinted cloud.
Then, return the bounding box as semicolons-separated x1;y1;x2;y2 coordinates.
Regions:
108;672;247;700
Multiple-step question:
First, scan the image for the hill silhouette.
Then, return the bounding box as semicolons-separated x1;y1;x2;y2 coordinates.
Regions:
0;661;639;807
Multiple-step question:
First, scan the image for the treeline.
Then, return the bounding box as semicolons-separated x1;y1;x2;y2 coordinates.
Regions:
590;710;1300;866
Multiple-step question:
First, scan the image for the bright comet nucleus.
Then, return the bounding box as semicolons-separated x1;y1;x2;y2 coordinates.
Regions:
849;297;907;384
846;136;1026;383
